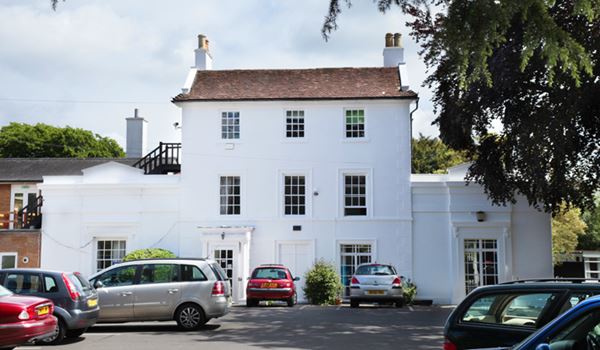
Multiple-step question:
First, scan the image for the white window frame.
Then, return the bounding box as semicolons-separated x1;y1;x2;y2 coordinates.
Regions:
285;110;305;139
339;169;372;218
337;240;377;297
9;184;38;229
220;111;240;140
278;170;311;218
95;239;127;272
343;108;367;139
0;252;18;269
463;238;499;294
283;174;307;216
219;175;242;216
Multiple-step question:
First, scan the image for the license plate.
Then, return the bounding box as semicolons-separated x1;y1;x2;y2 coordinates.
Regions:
367;290;385;295
261;283;278;288
37;305;50;316
87;299;98;307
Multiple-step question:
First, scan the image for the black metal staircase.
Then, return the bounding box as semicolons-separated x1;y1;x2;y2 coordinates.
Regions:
16;195;43;229
133;142;181;175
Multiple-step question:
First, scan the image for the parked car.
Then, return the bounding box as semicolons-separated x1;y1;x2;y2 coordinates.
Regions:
0;268;99;344
349;263;404;308
88;258;231;330
246;264;299;307
503;294;600;350
0;284;57;350
443;279;600;350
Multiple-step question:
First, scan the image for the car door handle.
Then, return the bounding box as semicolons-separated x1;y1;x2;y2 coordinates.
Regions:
167;289;179;294
121;292;132;296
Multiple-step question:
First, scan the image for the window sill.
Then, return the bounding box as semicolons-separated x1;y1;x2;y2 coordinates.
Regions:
341;138;370;144
281;139;308;144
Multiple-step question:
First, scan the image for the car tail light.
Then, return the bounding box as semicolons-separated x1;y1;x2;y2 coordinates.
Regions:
282;282;291;288
443;338;457;350
351;277;359;285
62;273;81;301
392;277;402;288
17;310;30;320
212;281;225;296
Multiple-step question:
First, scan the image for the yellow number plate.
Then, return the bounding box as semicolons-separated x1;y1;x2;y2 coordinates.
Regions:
87;299;98;307
261;283;278;288
37;305;50;316
367;290;385;295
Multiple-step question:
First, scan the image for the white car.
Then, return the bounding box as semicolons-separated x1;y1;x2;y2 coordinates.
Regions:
349;263;404;308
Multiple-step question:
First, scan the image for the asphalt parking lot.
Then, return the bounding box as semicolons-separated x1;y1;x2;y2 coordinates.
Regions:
16;304;453;350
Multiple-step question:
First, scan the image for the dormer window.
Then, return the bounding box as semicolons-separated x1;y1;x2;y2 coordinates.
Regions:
221;112;240;139
345;109;365;138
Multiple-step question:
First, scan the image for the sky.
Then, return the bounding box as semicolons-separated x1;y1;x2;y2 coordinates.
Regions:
0;0;439;151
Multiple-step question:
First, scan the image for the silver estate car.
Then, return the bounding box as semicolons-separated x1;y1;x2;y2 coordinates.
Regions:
349;263;404;308
89;258;231;330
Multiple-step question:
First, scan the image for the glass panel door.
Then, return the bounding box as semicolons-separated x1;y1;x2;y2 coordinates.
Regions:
464;239;498;294
340;244;372;297
214;249;234;295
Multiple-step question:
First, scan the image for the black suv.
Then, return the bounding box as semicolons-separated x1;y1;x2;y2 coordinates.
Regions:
444;279;600;350
0;268;99;344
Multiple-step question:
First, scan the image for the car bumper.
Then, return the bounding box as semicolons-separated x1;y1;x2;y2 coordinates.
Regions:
64;306;100;330
204;295;232;319
247;288;294;300
0;316;57;347
350;286;404;302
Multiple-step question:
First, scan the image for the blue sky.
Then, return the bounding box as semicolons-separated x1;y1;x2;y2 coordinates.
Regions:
0;0;438;151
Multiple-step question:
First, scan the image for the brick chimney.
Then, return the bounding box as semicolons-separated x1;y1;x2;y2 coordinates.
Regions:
194;34;212;70
126;108;148;159
383;32;409;90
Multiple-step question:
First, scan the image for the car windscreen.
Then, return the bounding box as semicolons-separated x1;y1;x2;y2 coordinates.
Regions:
0;285;12;297
355;265;395;276
252;268;287;280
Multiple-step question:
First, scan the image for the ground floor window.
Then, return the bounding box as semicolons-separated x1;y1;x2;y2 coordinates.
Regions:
0;253;17;269
340;243;372;296
96;239;126;272
464;239;498;294
585;256;600;279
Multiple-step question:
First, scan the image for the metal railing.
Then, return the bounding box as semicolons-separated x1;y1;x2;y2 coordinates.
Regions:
0;195;43;230
132;142;181;174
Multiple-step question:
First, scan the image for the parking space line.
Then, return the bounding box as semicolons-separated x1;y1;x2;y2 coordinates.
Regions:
85;333;122;336
408;305;414;311
300;305;309;310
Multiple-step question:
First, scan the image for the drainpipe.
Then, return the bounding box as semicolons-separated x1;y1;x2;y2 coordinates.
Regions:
409;98;419;172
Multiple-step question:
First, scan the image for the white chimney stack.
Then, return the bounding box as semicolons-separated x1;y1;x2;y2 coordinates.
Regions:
383;32;410;90
194;34;212;70
126;108;148;158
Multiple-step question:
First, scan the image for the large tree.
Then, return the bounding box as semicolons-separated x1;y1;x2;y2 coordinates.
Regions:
412;133;470;174
553;204;587;263
324;0;600;212
0;122;124;158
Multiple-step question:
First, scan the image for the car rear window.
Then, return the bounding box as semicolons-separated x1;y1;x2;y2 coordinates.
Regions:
355;265;395;276
69;273;93;293
0;285;11;297
210;263;229;281
461;293;558;327
252;268;288;279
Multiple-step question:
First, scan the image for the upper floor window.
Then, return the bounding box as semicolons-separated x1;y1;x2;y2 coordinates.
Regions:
286;110;305;138
344;175;367;216
345;109;365;138
284;175;306;215
220;176;240;215
221;112;240;139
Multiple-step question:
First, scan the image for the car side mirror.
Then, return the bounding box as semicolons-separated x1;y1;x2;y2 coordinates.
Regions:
94;281;104;289
535;343;550;350
293;277;300;281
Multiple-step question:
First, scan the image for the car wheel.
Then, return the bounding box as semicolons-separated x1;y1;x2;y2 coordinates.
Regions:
287;292;297;307
246;298;259;307
38;317;66;345
350;300;359;308
395;300;404;308
175;303;206;330
66;328;87;338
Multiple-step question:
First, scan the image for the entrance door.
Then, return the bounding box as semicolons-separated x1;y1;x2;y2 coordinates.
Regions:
464;239;499;294
213;247;237;300
278;242;313;301
340;243;373;297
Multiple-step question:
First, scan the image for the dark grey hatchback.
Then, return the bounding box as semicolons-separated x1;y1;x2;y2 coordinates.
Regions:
444;279;600;350
0;268;99;344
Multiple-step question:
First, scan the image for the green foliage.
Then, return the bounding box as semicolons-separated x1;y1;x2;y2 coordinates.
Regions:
552;204;587;263
412;133;471;174
578;196;600;250
303;260;343;305
402;278;417;305
123;248;176;262
324;0;600;213
0;123;124;158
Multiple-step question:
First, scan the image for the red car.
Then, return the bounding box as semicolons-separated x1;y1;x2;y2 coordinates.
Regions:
0;285;57;350
246;264;299;307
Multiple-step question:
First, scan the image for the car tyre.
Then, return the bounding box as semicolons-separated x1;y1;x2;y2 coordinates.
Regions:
287;292;297;307
38;317;66;345
350;300;359;308
246;298;259;307
66;328;87;338
395;300;404;308
175;303;206;330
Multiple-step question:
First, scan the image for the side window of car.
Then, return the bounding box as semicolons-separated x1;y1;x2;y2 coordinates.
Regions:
181;265;207;282
44;275;59;293
557;292;595;315
4;273;42;294
140;264;178;284
97;266;138;287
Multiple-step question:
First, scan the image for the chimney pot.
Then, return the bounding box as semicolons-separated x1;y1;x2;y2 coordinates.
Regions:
134;108;139;118
198;34;209;51
385;33;393;47
393;33;402;48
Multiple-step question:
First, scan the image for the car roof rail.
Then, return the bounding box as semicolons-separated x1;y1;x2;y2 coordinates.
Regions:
501;278;600;284
127;257;208;262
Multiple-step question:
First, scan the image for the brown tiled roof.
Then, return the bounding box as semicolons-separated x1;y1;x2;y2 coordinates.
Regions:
172;67;417;102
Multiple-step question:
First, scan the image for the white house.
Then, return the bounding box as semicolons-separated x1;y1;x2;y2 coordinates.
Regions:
39;34;552;304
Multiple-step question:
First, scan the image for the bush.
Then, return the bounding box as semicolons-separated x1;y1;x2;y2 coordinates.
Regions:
123;248;176;262
402;278;417;305
303;260;343;305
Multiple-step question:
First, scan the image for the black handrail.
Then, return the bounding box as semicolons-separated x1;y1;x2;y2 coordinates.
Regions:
132;142;181;174
16;195;43;229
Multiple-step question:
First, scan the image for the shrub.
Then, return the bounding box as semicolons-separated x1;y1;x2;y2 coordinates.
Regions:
303;260;343;305
123;248;176;262
402;278;417;305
